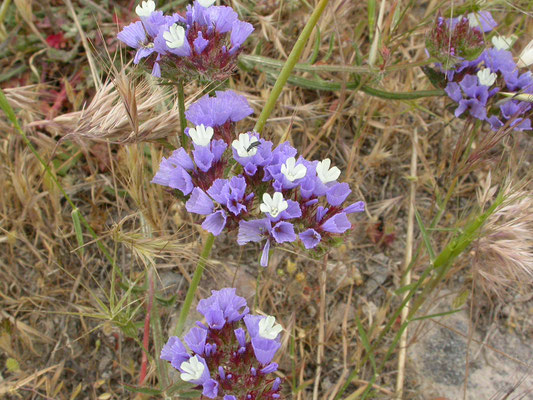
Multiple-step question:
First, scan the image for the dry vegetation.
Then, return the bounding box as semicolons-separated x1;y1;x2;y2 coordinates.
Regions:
0;0;532;399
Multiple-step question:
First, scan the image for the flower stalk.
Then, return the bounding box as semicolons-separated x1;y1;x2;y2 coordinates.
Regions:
177;79;188;148
174;232;215;336
254;0;330;133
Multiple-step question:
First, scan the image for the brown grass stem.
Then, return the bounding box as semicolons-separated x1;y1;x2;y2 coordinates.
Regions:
395;129;417;399
313;255;328;400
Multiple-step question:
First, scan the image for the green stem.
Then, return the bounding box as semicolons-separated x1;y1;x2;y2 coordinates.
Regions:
253;0;330;133
174;233;215;336
177;79;188;148
0;88;124;281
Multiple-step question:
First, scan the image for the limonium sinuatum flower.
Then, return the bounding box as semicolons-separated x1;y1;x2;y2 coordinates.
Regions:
117;0;254;81
152;90;365;267
161;288;284;399
426;10;532;131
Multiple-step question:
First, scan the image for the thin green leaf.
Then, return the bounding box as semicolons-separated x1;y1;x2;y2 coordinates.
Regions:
414;208;436;261
354;314;377;374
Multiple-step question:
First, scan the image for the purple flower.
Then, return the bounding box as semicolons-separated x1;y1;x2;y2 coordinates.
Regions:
243;315;282;364
184;327;207;355
117;21;156;64
197;288;249;328
249;336;281;365
321;213;351;234
202;210;227;236
467;11;497;33
326;182;351;206
161;336;190;369
202;379;219;399
193;31;209;54
271;221;296;243
344;201;365;214
205;6;238;33
185;91;253;128
229;20;254;53
151;149;195;195
234;328;246;348
237;219;271;244
191;139;227;173
186;188;214;215
260;363;278;374
445;82;462;103
299;228;321;249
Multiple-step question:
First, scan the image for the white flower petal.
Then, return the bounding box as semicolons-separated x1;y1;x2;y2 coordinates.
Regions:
164;24;186;49
180;356;204;382
477;68;497;86
316;158;341;184
198;0;216;7
518;39;533;68
259;316;283;339
491;36;512;51
135;0;155;17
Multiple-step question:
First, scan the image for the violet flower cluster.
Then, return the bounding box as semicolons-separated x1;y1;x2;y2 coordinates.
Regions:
427;11;532;131
161;288;283;399
152;90;365;267
117;0;253;81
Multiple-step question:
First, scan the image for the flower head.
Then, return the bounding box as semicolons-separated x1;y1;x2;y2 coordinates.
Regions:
118;0;254;81
163;289;283;398
152;90;365;268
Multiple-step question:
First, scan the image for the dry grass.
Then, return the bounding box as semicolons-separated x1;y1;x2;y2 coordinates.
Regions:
0;0;532;399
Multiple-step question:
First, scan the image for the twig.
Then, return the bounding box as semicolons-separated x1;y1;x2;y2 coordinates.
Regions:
395;129;417;398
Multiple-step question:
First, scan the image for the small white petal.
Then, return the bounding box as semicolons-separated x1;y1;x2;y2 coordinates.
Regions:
316;158;341;184
164;24;186;49
198;0;216;7
135;0;155;17
467;13;480;28
491;35;512;51
477;68;497;86
259;316;283;340
517;39;533;68
189;124;213;146
180;356;205;382
232;133;258;158
281;157;307;182
261;192;288;218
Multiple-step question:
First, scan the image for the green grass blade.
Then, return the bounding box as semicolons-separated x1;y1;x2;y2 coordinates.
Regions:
414;208;436;261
